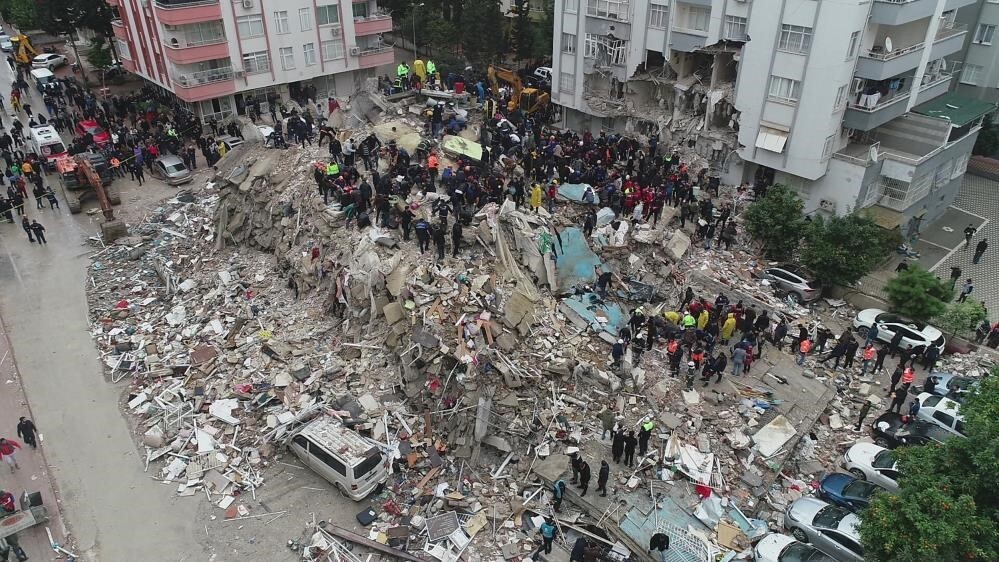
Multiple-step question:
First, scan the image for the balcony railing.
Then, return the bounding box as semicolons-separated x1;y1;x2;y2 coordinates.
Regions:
874;0;917;3
174;66;233;87
358;45;393;56
353;13;391;23
154;0;218;7
848;71;953;113
862;25;965;60
936;23;967;41
832;142;881;166
164;35;226;49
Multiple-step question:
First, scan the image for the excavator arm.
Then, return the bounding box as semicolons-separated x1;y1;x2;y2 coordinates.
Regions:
12;35;37;65
486;65;524;111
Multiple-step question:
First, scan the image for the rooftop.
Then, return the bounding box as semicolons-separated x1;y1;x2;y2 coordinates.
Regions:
913;92;996;128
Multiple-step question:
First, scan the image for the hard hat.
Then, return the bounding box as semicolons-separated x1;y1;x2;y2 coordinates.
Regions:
688;361;695;367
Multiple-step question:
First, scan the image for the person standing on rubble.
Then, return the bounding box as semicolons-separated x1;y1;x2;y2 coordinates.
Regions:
887;365;905;395
578;460;591;496
611;339;625;369
415;219;431;254
623;431;638;467
772;318;788;351
720;313;737;344
530;183;543;213
797;337;812;366
597;461;610;497
841;338;860;370
451;221;463;257
859;343;877;376
539;518;557;553
855;400;873;432
551;481;566;513
570;537;588;562
598;408;616;440
569;450;582;485
432;222;447;261
819;339;848;370
612;429;626;463
888;387;908;414
873;344;889;373
638;419;654;456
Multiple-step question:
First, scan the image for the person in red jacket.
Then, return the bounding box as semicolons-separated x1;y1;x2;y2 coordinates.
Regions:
0;438;21;473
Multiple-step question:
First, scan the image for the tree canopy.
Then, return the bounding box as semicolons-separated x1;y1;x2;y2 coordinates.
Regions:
799;214;892;287
885;266;952;322
859;367;999;561
935;300;988;339
742;184;806;261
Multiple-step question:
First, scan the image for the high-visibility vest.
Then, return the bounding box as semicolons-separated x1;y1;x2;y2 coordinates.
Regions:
397;64;408;77
426;60;436;75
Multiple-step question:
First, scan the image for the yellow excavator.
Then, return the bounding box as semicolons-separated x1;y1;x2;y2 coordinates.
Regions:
486;65;550;116
11;34;38;65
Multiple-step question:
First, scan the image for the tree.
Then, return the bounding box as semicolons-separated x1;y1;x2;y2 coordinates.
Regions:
459;0;503;68
509;0;534;61
742;184;805;261
973;115;999;157
885;266;952;322
935;300;987;339
86;37;113;70
859;368;999;561
0;0;38;29
799;214;891;287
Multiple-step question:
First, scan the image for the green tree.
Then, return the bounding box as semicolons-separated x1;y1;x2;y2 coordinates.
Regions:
509;0;534;61
531;0;555;61
885;266;952;322
0;0;39;29
459;0;503;68
935;300;987;339
742;184;805;261
973;115;999;157
859;368;999;561
799;214;891;287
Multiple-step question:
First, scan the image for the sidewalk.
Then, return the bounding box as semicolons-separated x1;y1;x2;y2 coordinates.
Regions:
0;317;71;558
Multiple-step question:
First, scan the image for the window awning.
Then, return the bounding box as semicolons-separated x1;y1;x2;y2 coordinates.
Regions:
755;127;788;153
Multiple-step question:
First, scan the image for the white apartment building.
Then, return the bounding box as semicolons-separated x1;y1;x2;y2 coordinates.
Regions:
951;0;999;102
552;0;993;235
108;0;395;122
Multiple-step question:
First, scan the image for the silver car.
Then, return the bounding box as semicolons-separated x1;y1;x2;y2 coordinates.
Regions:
785;498;864;562
922;372;977;404
151;155;193;186
762;265;821;303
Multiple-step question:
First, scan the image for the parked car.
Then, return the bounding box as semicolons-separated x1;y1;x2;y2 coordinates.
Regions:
151;155;193;186
784;498;864;562
852;308;945;353
840;442;900;492
915;392;966;437
217;135;243;151
871;412;958;449
754;533;837;562
287;415;389;500
923;372;977;404
75;120;111;146
818;472;884;512
533;66;552;83
762;264;822;303
0;35;12;52
32;53;68;70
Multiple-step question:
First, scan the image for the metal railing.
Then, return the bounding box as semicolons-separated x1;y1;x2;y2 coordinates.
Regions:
353;13;392;22
874;0;918;4
832;142;881;166
936;23;967;41
164;34;226;49
154;0;218;8
848;87;912;113
358;45;393;56
173;66;233;87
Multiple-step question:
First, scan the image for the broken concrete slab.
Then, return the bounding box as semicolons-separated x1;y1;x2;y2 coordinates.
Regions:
752;415;797;457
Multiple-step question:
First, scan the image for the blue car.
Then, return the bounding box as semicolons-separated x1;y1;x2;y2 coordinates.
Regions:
818;473;883;512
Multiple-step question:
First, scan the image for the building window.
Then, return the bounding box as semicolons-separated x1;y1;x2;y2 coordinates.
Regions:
846;31;860;58
680;7;709;32
822;135;835;160
199;97;234;122
274;11;290;34
299;7;313;31
834;85;847;108
304;43;317;66
236;15;265;38
564;0;578;13
243;51;270;74
961;63;983;85
352;2;369;18
778;24;812;53
768;75;801;102
583;33;626;65
562;33;576;53
279;46;295;70
114;38;131;60
586;0;629;20
584;34;597;58
322;37;345;61
724;16;747;40
952;154;969;179
181;21;225;46
316;5;341;26
559;72;575;92
975;24;996;45
648;3;667;29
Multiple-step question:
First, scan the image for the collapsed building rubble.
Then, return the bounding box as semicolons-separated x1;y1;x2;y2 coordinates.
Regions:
81;87;993;562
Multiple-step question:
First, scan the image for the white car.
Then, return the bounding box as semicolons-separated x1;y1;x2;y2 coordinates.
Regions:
755;533;837;562
841;442;900;492
852;308;945;353
533;66;552;83
32;53;68;70
0;35;12;52
915;392;966;437
784;498;865;562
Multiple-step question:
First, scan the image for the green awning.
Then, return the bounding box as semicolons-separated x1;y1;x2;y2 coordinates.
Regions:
913;93;997;127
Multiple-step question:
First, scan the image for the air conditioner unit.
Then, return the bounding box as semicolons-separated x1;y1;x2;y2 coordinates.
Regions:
349;46;360;56
234;70;246;77
242;0;253;8
851;78;864;94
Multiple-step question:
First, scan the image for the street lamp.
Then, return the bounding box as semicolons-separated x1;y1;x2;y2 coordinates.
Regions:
412;2;424;58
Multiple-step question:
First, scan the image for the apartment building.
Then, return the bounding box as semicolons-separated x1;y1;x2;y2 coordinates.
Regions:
951;0;999;101
552;0;992;235
108;0;395;122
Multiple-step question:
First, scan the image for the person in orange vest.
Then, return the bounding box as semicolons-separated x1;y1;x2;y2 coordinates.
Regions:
900;366;915;392
859;343;877;376
427;151;439;186
797;337;812;366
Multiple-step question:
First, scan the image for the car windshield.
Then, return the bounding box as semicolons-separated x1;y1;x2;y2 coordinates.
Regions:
872;449;895;469
813;505;850;528
165;162;187;172
87;125;105;135
948;378;974;391
913;423;953;443
353;451;381;478
843;480;880;499
875;312;926;330
41;142;65;155
780;542;836;562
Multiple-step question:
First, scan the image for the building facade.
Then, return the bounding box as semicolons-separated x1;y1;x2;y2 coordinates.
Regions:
551;0;991;235
108;0;395;122
951;0;999;102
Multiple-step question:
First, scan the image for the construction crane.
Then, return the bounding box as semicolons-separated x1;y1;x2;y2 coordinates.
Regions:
486;65;550;116
10;34;38;65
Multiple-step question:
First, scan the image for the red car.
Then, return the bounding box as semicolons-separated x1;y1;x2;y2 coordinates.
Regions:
76;120;111;146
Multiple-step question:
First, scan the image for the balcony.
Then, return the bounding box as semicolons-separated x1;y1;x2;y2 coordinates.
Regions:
929;23;967;60
357;46;394;69
844;72;954;131
162;26;228;64
833;142;882;168
172;66;235;102
121;58;136;73
857;25;967;80
111;19;128;40
153;0;222;26
870;0;937;26
353;14;393;36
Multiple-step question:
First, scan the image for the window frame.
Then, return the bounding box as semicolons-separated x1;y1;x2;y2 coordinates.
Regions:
683;6;709;32
768;75;802;103
847;31;860;59
236;15;265;38
562;32;576;54
322;37;345;61
835;85;847;109
961;63;983;85
724;15;747;40
274;10;290;34
316;4;341;27
559;71;575;92
242;50;271;75
975;23;996;45
352;2;370;19
586;0;630;20
564;0;579;13
778;24;813;54
279;46;295;70
303;42;317;66
648;3;668;29
299;7;313;31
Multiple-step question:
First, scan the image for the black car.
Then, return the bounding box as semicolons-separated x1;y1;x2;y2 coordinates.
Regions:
871;412;956;449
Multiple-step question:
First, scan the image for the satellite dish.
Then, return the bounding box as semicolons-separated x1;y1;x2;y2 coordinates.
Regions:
885;37;893;52
870;145;879;162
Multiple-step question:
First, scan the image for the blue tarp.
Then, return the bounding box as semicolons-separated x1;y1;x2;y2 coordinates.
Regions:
554;226;602;288
557;183;592;203
560;293;627;337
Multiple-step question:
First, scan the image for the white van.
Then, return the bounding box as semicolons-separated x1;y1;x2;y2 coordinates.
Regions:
28;125;67;169
288;416;389;500
30;68;56;93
